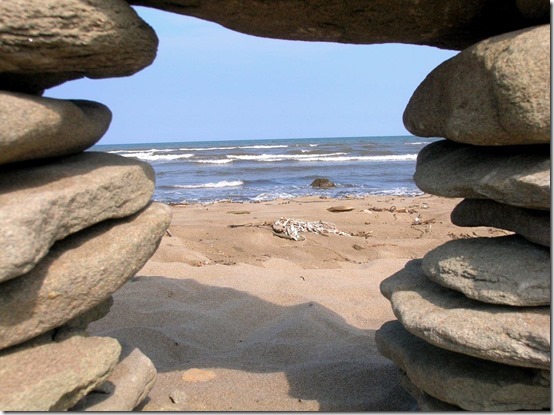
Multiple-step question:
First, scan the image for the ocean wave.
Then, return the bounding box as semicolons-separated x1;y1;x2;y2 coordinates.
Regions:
178;144;288;151
194;159;234;164
173;180;244;189
114;151;194;161
108;148;174;154
406;142;432;145
226;153;416;162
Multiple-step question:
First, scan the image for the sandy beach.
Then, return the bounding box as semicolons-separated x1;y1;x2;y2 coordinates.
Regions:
87;194;509;411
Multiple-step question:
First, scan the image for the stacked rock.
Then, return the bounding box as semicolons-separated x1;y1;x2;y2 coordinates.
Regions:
376;24;550;410
0;0;170;410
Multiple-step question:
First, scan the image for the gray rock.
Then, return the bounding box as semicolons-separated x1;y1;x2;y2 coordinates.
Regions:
130;0;547;50
311;178;335;188
451;198;550;247
72;345;156;411
397;370;461;412
413;140;550;210
0;152;155;282
377;321;550;411
0;332;121;411
0;92;111;165
422;235;550;306
380;260;550;369
404;25;550;146
0;0;158;93
53;297;114;341
0;202;171;350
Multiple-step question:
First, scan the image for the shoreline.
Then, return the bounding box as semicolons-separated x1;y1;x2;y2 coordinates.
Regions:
88;193;509;411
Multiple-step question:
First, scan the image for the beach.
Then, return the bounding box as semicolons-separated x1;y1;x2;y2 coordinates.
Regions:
87;194;509;411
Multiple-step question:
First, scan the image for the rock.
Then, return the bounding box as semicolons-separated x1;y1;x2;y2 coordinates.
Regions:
380;260;550;369
422;235;550;306
451;199;550;247
0;152;155;282
53;297;114;341
0;92;111;165
397;370;462;412
71;345;156;411
327;205;355;212
310;178;335;188
413;140;550;210
404;25;550;146
0;0;158;93
377;321;550;411
0;202;171;350
0;332;121;411
129;0;547;50
516;0;550;19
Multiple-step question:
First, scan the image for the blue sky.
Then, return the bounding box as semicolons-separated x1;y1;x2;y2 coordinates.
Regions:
47;7;457;144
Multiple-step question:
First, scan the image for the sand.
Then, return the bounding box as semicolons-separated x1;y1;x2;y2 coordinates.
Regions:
87;194;510;411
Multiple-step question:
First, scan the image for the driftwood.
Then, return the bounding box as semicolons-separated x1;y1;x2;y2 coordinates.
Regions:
271;217;350;241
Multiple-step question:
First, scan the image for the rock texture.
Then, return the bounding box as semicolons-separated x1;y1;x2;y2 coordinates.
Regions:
72;345;157;411
0;152;155;282
130;0;548;50
0;92;111;165
0;0;158;93
413;140;550;210
422;236;550;306
396;370;461;412
311;178;335;188
0;332;121;411
376;321;550;411
451;198;550;247
404;25;550;145
380;260;550;369
0;202;171;350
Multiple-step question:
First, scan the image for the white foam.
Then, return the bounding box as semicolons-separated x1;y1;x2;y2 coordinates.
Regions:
226;153;416;162
195;159;234;164
178;144;288;151
115;152;194;161
174;180;244;189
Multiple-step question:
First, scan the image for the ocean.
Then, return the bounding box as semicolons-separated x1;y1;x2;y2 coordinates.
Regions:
93;135;438;204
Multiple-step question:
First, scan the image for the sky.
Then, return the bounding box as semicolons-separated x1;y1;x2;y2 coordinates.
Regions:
47;7;457;145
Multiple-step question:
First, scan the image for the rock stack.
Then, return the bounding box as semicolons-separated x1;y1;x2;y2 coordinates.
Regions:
0;0;170;410
376;24;551;410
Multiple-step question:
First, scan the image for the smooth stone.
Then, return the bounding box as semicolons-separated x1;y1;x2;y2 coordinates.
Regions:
0;92;111;165
129;0;547;50
422;235;550;306
380;260;550;369
0;0;158;93
0;152;155;282
404;25;550;146
413;140;550;210
451;199;550;247
311;178;335;188
377;321;550;411
53;297;114;341
72;345;156;411
397;370;461;412
0;332;121;411
0;202;171;350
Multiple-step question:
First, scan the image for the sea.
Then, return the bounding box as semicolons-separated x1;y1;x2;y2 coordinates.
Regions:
93;135;438;204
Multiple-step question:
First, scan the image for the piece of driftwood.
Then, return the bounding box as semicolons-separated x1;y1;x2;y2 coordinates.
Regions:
271;217;350;241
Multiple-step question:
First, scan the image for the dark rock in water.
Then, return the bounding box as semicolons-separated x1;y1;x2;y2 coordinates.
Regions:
311;178;335;188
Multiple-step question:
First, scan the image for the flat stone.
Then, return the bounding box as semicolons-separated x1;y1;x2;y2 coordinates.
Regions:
0;92;111;165
404;25;550;146
451;199;550;247
0;202;171;350
0;332;121;411
422;235;550;306
380;260;550;369
0;152;155;282
397;370;461;412
0;0;158;93
53;297;114;341
413;140;550;210
130;0;547;50
72;345;156;411
377;321;550;411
